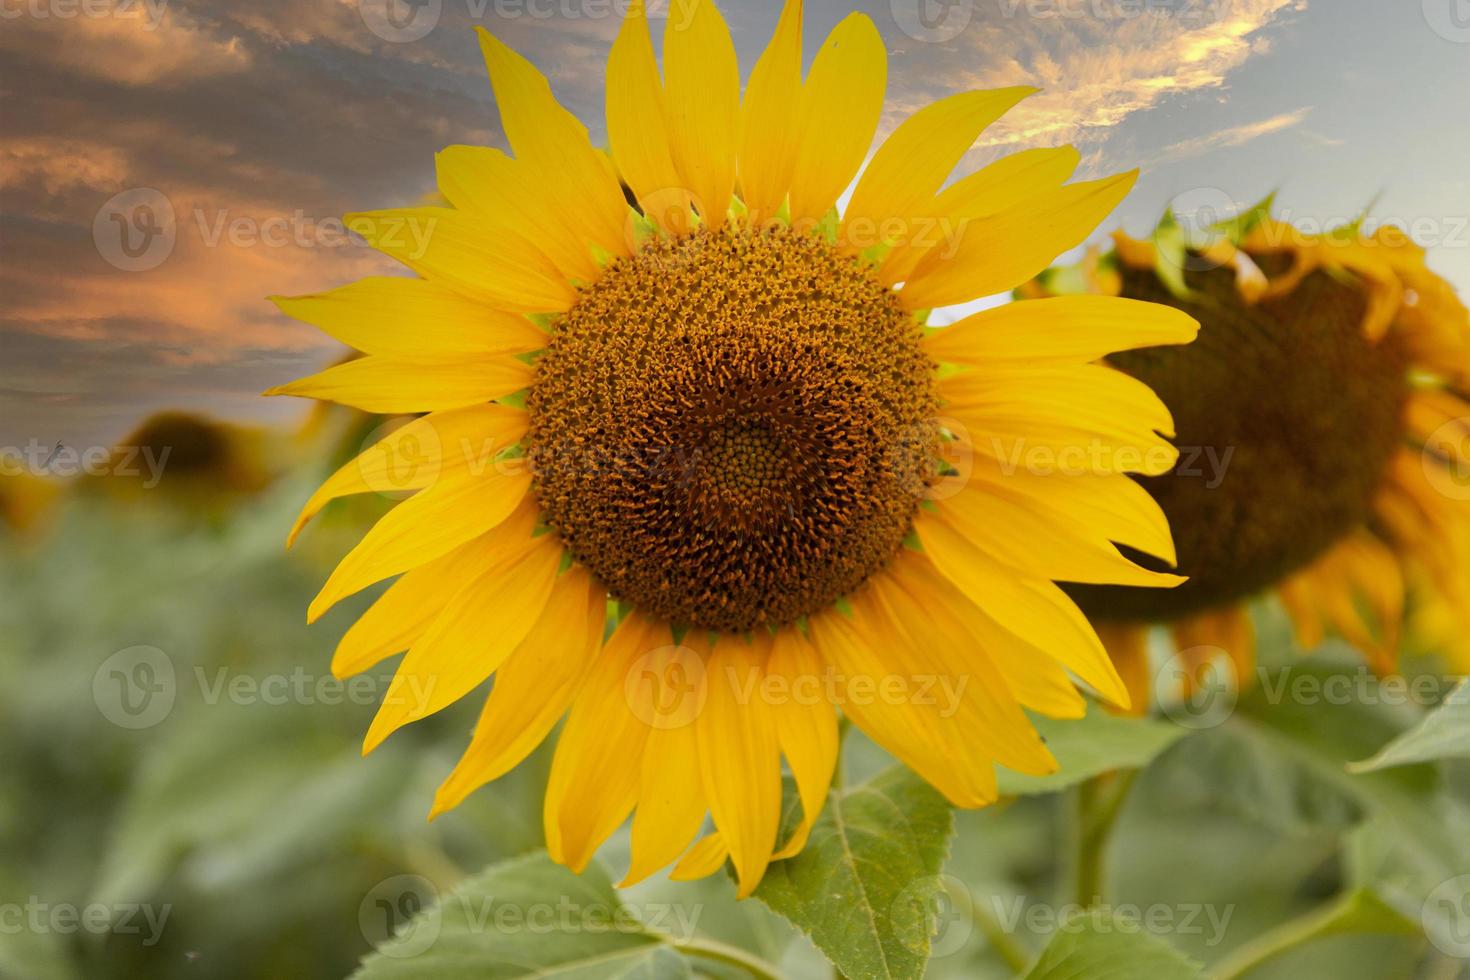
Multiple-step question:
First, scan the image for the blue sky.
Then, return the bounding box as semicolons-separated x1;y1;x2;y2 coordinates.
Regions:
1;0;1465;448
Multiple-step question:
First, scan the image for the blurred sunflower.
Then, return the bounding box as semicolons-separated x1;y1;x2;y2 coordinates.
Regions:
270;0;1196;894
1027;202;1470;709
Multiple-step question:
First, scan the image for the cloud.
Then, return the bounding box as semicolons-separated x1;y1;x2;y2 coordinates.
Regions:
880;0;1306;155
0;4;252;87
1157;105;1312;162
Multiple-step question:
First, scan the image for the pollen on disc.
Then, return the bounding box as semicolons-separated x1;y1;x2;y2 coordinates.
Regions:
526;226;940;633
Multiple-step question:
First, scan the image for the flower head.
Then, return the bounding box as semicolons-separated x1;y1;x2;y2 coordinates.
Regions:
271;0;1195;894
1030;202;1470;706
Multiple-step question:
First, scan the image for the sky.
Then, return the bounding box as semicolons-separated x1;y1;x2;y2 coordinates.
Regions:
2;0;1467;451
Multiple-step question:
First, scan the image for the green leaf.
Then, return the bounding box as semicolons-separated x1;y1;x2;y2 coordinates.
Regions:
1349;679;1470;772
1022;908;1202;979
1214;191;1276;243
997;705;1189;796
352;852;679;979
753;765;954;980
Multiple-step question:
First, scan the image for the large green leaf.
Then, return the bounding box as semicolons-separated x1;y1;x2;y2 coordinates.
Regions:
352;852;684;979
1022;908;1201;979
997;706;1189;796
1349;679;1470;772
753;766;954;980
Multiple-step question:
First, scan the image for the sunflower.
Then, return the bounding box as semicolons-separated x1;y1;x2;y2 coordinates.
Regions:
1024;203;1470;709
269;0;1196;895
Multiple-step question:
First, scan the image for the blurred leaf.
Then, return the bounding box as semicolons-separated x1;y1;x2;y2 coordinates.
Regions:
1022;908;1201;979
352;852;680;978
1206;888;1421;980
998;707;1188;796
1349;679;1470;772
606;946;693;979
753;765;953;980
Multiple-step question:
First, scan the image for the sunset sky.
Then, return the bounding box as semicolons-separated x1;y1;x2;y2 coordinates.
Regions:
3;0;1467;450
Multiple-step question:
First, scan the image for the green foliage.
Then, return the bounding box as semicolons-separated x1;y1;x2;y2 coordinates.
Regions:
1350;679;1470;772
752;766;953;980
351;854;670;979
8;490;1470;980
998;706;1188;796
1022;908;1202;979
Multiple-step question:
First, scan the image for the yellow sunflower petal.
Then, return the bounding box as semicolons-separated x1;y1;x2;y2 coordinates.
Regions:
266;354;533;415
435;147;601;282
606;0;692;235
808;600;1000;807
965;463;1179;567
698;635;782;897
915;510;1131;710
880;146;1080;286
768;626;838;860
544;613;671;870
925;296;1198;368
662;0;739;227
888;546;1087;720
624;646;708;886
346;207;575;313
941;363;1180;477
331;532;506;680
738;0;803;225
841;87;1035;247
307;467;534;623
933;476;1183;588
871;558;1058;777
272;277;545;359
476;28;629;261
670;833;730;881
901;171;1137;309
288;404;528;547
786;12;886;223
362;531;563;753
431;566;606;817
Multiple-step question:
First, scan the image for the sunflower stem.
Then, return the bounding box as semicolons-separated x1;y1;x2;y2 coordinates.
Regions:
665;935;784;980
1067;769;1138;908
1206;889;1359;980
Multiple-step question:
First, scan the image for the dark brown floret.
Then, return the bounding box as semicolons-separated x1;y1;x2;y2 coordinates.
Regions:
527;226;938;632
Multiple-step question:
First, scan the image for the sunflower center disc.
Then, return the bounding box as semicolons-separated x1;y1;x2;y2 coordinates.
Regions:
1069;258;1412;622
527;226;939;633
